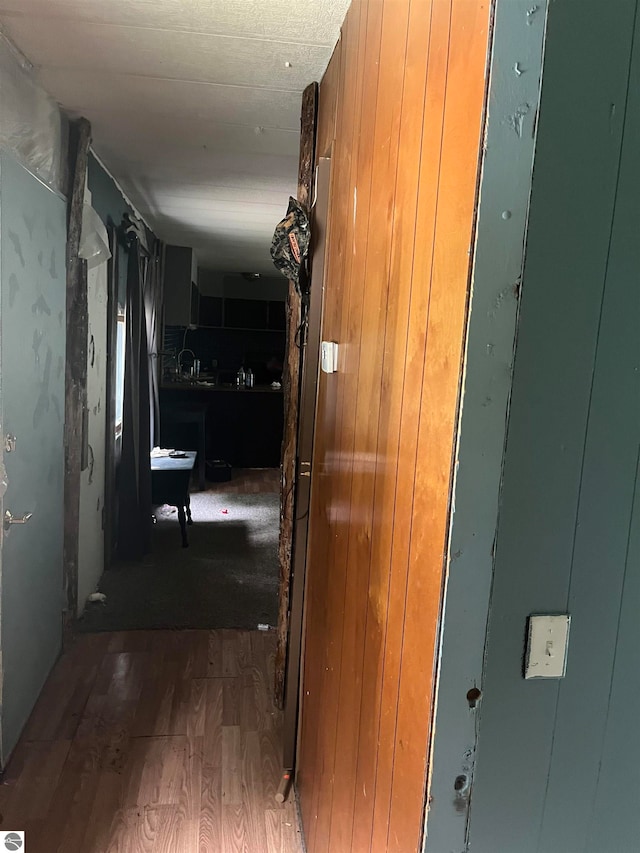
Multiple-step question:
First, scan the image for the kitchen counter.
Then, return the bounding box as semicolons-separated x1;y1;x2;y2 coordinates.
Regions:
161;381;282;393
159;382;284;469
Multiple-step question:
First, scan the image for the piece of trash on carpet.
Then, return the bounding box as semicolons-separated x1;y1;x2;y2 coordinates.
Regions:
87;592;107;603
257;623;270;631
221;509;229;515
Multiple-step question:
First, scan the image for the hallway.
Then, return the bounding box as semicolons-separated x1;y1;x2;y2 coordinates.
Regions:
79;470;282;634
0;629;302;852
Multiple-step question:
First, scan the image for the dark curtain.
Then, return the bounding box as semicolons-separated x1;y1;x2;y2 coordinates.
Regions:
116;229;159;560
104;223;121;568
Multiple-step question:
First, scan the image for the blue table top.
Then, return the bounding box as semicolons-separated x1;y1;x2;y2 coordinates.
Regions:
150;451;197;472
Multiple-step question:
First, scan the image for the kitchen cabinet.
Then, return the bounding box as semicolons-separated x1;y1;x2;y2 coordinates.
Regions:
197;294;286;331
164;245;199;326
160;384;284;468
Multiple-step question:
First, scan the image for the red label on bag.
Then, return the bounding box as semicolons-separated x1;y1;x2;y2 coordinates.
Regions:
288;232;301;264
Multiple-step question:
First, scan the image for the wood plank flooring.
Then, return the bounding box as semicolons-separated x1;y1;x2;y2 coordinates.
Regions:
0;630;303;852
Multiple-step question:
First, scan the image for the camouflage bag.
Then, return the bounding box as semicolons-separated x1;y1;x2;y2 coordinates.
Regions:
270;196;310;294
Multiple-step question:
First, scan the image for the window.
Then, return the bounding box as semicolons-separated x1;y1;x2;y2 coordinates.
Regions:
115;308;126;437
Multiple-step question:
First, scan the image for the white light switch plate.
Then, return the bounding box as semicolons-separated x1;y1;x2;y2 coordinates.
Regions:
525;614;571;679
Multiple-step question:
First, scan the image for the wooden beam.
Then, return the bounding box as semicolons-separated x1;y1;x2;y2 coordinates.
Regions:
63;117;91;641
275;82;319;709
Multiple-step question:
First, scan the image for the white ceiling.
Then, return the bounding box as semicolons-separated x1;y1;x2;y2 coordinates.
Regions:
0;0;349;273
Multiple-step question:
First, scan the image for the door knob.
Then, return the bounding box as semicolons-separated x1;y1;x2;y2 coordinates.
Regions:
4;510;33;531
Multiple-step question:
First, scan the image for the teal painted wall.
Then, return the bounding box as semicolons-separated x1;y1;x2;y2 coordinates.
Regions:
0;153;67;760
87;153;134;308
428;1;640;851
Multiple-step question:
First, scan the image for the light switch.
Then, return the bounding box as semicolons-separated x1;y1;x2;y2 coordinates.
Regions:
321;341;338;374
524;614;571;679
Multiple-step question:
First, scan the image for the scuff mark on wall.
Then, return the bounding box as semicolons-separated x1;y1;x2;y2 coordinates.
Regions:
32;294;51;316
32;327;43;364
8;272;19;307
506;103;531;138
49;248;58;279
8;230;24;266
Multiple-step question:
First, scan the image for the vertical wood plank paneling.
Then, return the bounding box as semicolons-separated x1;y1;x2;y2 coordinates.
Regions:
387;4;490;849
296;8;354;844
370;1;453;846
297;0;492;850
351;0;436;845
328;0;402;848
316;41;341;160
537;8;640;846
307;3;370;849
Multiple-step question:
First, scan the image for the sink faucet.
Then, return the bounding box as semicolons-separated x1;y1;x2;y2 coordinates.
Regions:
177;348;195;375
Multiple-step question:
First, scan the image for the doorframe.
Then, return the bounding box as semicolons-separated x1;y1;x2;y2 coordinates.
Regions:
275;82;319;709
62;118;91;640
282;154;333;773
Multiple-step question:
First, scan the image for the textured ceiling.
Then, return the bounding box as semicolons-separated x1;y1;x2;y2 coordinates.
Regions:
0;0;349;272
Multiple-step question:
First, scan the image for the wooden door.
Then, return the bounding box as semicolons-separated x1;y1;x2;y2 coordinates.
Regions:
295;0;493;851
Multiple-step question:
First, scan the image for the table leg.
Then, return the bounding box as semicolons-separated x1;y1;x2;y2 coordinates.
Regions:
178;504;189;548
198;444;206;491
186;494;193;526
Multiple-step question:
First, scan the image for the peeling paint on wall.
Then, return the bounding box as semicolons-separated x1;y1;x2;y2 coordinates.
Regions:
506;103;531;138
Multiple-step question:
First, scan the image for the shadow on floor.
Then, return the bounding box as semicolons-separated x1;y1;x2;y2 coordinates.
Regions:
78;491;280;632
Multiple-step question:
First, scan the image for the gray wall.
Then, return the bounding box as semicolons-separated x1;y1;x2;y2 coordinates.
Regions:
428;1;640;851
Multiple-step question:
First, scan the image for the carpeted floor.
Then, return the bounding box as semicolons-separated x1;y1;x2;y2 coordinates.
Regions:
78;491;280;632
